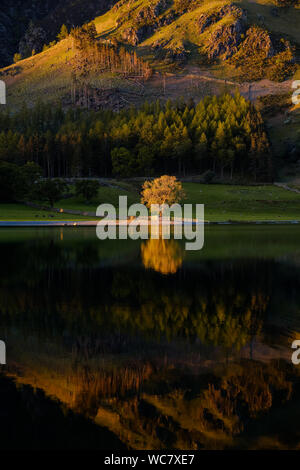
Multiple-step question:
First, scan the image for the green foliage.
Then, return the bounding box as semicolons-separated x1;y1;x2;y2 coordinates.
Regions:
201;170;215;184
0;162;24;202
13;53;22;63
31;178;67;207
19;20;46;59
75;180;100;202
141;175;185;208
57;24;68;41
42;40;57;52
0;93;272;182
70;22;97;50
111;147;136;177
22;161;43;198
256;93;291;118
173;0;204;15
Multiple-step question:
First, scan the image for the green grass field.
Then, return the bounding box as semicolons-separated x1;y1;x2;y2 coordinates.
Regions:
0;204;98;221
184;183;300;221
54;185;139;213
55;182;300;221
1;183;300;222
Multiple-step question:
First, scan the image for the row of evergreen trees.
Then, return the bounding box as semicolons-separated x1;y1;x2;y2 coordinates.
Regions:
0;93;271;180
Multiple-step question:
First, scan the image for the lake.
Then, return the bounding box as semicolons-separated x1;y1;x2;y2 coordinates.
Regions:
0;226;300;450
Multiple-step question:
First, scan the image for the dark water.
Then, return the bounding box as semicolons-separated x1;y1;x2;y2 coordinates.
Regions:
1;226;300;450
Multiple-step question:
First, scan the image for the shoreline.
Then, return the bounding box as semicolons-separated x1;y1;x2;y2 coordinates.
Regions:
0;220;300;227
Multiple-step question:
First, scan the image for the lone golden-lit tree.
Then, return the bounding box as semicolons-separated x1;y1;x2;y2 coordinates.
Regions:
141;175;185;209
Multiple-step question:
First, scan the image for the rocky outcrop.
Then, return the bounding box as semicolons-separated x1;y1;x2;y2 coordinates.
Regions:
198;5;246;34
165;47;186;61
137;0;169;21
122;26;152;46
198;5;247;60
199;4;288;63
206;18;246;60
121;0;171;45
241;27;275;58
228;25;295;81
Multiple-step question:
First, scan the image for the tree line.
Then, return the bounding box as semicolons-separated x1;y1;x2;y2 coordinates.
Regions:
0;92;272;181
70;22;152;79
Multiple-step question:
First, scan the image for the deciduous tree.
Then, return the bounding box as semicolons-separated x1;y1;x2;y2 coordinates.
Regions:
141;175;186;209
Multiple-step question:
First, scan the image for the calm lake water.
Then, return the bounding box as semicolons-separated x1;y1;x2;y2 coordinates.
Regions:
1;226;300;450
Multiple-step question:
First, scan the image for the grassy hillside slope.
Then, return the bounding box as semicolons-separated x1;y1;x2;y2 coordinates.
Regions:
2;183;300;222
0;0;299;172
1;0;299;108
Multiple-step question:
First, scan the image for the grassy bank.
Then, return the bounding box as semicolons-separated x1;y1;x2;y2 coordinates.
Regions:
1;183;300;222
0;204;98;221
184;183;300;221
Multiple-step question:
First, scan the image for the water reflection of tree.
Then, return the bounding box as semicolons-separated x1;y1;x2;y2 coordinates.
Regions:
0;266;269;350
109;289;266;350
141;239;184;275
2;236;300;449
1;236;299;352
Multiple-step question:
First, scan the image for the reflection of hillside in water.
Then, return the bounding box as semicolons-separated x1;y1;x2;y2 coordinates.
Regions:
4;349;300;450
0;374;125;450
1;230;300;449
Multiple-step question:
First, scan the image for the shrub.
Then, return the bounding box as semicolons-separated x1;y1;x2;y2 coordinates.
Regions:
32;178;67;207
0;162;24;202
201;170;216;184
75;180;99;203
13;53;22;63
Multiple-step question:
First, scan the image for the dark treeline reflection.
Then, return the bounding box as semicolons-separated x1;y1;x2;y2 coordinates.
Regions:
1;236;298;350
1;229;300;450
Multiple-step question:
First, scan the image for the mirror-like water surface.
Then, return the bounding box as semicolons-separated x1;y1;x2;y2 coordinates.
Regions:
1;226;300;450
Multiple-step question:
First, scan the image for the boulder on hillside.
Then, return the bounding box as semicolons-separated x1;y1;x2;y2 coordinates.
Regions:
122;26;153;45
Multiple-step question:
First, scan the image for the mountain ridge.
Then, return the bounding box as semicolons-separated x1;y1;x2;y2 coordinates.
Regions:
0;1;299;126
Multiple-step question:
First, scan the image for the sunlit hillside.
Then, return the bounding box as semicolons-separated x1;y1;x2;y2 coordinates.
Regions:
1;0;299;108
0;0;299;165
94;0;300;54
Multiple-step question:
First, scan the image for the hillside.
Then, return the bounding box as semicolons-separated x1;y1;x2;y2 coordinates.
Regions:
95;0;299;80
0;0;299;177
1;1;299;90
1;0;300;102
0;0;118;68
